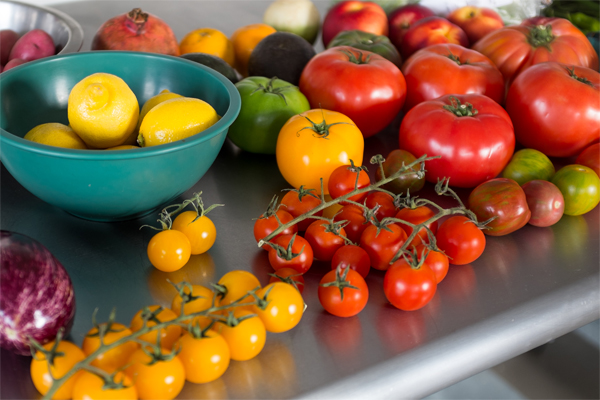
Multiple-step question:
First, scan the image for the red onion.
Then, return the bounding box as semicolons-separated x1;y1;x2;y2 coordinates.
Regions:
0;231;75;355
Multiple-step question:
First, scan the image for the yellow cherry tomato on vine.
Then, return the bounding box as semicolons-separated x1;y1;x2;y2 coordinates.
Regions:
82;322;139;373
251;282;304;333
172;211;217;255
125;348;185;400
30;340;85;400
216;270;261;311
171;283;215;328
215;309;266;361
177;330;231;384
72;371;138;400
276;109;364;195
147;229;191;272
129;305;182;350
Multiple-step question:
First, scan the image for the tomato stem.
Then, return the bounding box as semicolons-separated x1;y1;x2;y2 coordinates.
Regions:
319;266;359;300
442;96;478;117
527;24;554;49
565;66;595;87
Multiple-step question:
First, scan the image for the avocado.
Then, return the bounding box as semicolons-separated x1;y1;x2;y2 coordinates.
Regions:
247;32;316;86
180;52;239;83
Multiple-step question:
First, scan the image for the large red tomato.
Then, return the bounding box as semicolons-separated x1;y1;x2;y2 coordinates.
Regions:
299;46;406;138
472;17;599;86
402;43;504;111
399;93;515;188
505;62;600;158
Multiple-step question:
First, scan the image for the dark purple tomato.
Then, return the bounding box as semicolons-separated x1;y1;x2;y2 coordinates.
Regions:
467;178;531;236
375;149;425;195
522;180;565;227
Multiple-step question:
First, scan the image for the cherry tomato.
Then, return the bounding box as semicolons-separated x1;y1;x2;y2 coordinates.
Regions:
318;267;369;317
172;211;217;255
365;191;397;220
276;109;364;195
375;149;425;195
522;180;565;227
177;330;230;384
253;207;298;251
268;233;314;274
304;220;347;261
130;305;182;350
72;371;137;400
551;164;600;216
383;258;437;311
126;347;185;400
251;282;305;333
268;267;305;294
436;215;486;265
30;340;85;400
331;244;371;278
395;206;438;247
413;244;449;283
147;229;192;272
82;322;139;373
280;187;323;231
327;163;371;204
171;283;215;328
333;204;370;244
216;309;267;361
359;222;407;270
216;270;262;311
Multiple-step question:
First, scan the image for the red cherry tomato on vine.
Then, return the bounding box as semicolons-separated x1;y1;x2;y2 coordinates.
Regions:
147;229;192;272
383;257;437;311
333;204;370;244
269;267;305;294
268;233;314;274
359;223;407;270
331;244;371;278
328;163;371;204
395;205;438;247
253;207;298;251
304;220;347;261
412;244;449;284
280;187;323;231
318;268;369;317
365;191;397;220
435;215;486;265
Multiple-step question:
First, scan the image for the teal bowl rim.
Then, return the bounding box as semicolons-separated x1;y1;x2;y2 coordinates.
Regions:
0;51;241;160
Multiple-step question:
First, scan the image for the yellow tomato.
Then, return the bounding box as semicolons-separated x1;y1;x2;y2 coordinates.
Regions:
171;283;215;328
276;109;364;195
125;348;185;400
177;330;230;383
30;340;85;400
215;309;266;361
72;371;137;400
129;305;182;350
251;282;304;333
172;211;217;255
82;323;139;373
216;270;261;312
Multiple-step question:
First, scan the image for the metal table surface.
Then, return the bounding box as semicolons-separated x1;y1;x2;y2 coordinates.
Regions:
2;1;599;399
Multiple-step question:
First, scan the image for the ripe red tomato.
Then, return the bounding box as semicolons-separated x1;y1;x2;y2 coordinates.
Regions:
383;257;437;311
413;244;449;283
359;222;407;270
299;46;407;138
394;205;438;247
318;267;369;317
268;267;305;294
436;215;486;265
365;191;397;220
328;163;371;204
399;93;515;188
472;17;599;86
505;62;600;158
400;16;469;60
467;178;531;236
304;219;347;261
331;244;371;278
268;233;314;274
522;180;565;227
253;206;298;251
402;43;504;111
334;204;370;244
280;187;323;231
576;143;600;178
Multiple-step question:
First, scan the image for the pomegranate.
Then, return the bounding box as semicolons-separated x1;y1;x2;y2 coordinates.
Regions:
91;8;180;56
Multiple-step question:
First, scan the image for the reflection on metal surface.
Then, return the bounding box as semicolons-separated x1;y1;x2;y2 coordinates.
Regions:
439;264;478;306
478;235;519;286
256;339;298;398
375;305;427;354
147;253;216;307
314;313;362;359
514;224;556;265
551;215;589;263
178;377;228;399
222;357;264;399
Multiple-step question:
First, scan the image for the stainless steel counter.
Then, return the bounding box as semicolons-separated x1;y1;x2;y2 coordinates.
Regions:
2;1;599;399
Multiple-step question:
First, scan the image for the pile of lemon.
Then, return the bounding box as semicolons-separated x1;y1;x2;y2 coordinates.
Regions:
24;73;219;150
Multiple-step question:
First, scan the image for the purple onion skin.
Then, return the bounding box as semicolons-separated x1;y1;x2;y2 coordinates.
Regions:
0;231;75;356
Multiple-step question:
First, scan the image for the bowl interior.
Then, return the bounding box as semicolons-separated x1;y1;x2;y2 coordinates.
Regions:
0;0;83;54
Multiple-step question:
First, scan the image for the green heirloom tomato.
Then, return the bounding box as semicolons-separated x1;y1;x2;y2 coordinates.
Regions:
501;148;555;186
551;164;600;216
228;76;310;154
327;30;402;68
375;149;425;195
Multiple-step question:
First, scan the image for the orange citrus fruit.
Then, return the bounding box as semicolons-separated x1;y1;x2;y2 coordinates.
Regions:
179;28;235;67
231;23;277;77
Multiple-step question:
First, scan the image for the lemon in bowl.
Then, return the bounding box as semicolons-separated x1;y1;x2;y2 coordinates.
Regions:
0;51;241;222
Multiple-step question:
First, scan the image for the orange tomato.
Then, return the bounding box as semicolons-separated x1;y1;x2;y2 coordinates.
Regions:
82;322;139;373
231;23;276;76
30;340;85;400
177;330;230;384
180;28;235;67
130;305;182;350
126;348;186;400
72;371;137;400
171;283;216;328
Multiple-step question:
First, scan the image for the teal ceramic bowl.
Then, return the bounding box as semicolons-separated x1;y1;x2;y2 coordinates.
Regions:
0;51;241;221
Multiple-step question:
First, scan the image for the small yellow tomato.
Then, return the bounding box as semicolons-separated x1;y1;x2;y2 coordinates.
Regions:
147;229;192;272
72;371;137;400
172;211;217;255
30;340;85;400
215;309;266;361
126;348;185;400
252;282;304;333
177;330;230;383
171;283;216;328
82;323;139;373
130;305;182;350
216;270;261;312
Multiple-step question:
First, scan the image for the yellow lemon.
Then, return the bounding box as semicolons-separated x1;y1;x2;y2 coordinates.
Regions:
105;145;140;150
24;123;87;150
138;97;219;147
179;28;236;67
68;73;139;149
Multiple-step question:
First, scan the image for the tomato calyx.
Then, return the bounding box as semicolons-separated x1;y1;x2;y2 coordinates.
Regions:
269;232;306;261
139;341;181;366
442;96;479;117
167;191;223;224
187;318;215;339
251;76;292;105
87;308;126;339
29;328;66;367
170;281;212;316
527;24;555;49
340;49;372;65
221;310;257;327
298;110;353;139
320;266;359;300
445;52;467;66
268;271;304;292
282;185;320;202
566;66;594;87
320;218;353;243
258;195;281;219
139;305;164;326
